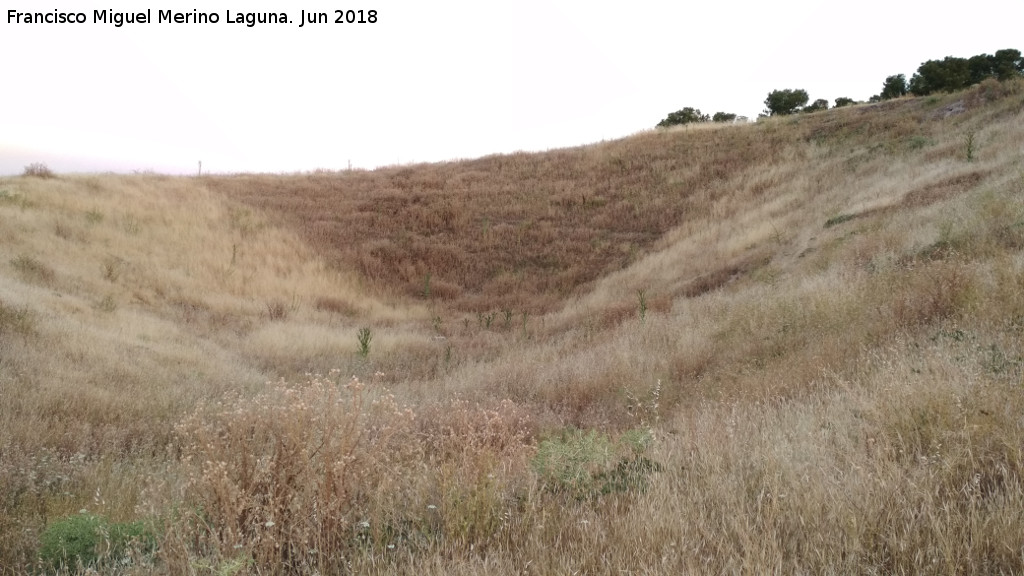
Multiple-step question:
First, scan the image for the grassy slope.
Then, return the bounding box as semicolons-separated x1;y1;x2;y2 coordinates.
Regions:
1;78;1024;574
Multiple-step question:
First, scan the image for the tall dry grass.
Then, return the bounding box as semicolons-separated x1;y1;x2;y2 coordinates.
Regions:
152;372;532;574
0;172;424;570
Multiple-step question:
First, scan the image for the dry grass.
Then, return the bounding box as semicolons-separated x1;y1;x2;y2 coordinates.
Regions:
2;78;1024;573
153;372;533;574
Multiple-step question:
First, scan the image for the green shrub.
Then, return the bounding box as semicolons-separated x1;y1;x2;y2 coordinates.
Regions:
38;513;154;571
531;428;660;500
532;428;611;496
619;426;655;453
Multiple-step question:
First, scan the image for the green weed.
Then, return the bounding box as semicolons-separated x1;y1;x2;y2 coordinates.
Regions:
825;213;856;228
357;327;373;356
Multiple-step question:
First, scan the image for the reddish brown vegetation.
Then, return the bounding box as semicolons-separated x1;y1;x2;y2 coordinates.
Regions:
207;127;795;312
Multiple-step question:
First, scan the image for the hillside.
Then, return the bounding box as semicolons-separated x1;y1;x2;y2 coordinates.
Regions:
2;78;1024;574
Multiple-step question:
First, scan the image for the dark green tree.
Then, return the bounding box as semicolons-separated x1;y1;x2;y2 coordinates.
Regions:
909;56;971;95
712;112;737;123
992;48;1024;80
834;97;856;108
907;49;1022;95
656;107;709;128
967;54;995;85
802;98;829;113
764;89;809;116
879;74;908;100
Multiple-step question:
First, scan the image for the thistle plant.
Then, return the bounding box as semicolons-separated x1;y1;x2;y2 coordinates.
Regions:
637;289;648;322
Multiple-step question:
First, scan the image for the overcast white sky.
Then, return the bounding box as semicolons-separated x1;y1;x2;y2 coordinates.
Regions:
1;0;1021;175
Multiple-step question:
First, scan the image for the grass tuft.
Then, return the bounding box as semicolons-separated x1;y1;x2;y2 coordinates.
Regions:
0;300;37;336
10;254;56;285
